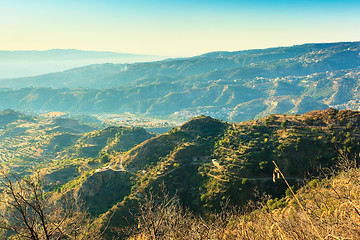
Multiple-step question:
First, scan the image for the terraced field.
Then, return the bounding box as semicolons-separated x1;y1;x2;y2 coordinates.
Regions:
0;117;88;174
0;112;157;185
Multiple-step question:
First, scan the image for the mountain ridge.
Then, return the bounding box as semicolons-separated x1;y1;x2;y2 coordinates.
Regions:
79;108;360;238
0;49;166;79
1;41;360;122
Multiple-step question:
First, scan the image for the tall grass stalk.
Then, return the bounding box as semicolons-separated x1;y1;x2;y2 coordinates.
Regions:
272;161;322;239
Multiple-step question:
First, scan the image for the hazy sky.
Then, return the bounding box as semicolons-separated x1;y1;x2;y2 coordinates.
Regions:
1;0;360;56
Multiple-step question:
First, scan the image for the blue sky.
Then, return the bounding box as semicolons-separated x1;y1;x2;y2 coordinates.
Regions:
1;0;360;56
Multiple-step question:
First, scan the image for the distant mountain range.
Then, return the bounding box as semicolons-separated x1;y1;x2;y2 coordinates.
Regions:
1;42;360;121
0;49;166;78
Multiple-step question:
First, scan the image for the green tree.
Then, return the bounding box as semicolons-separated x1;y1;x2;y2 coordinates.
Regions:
281;120;288;130
99;154;109;164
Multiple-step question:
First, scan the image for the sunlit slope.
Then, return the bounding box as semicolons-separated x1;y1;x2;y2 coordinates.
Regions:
1;42;360;121
70;108;360;238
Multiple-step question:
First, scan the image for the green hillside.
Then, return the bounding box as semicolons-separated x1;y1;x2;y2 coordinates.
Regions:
67;126;156;159
0;111;155;185
52;108;359;239
128;160;360;240
2;108;360;239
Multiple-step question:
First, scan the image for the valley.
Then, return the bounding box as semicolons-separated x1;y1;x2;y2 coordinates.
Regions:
0;42;360;123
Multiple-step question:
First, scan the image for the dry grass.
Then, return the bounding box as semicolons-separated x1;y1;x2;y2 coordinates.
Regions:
236;167;360;240
129;161;360;240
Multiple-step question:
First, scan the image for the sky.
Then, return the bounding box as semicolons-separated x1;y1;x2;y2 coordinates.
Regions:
1;0;360;57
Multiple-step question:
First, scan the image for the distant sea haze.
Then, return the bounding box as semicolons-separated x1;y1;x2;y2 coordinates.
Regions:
0;49;166;79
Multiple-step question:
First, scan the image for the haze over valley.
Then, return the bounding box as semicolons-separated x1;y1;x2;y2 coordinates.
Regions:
1;41;360;123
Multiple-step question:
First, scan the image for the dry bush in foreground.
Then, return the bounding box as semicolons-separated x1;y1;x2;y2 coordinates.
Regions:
0;169;102;240
130;159;360;240
129;185;240;240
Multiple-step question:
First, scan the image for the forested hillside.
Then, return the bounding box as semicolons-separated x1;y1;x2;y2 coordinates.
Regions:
0;109;155;182
65;108;360;239
1;108;360;239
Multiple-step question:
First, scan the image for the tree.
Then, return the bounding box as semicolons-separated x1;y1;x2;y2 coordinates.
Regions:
0;168;100;240
281;120;288;130
99;154;109;164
